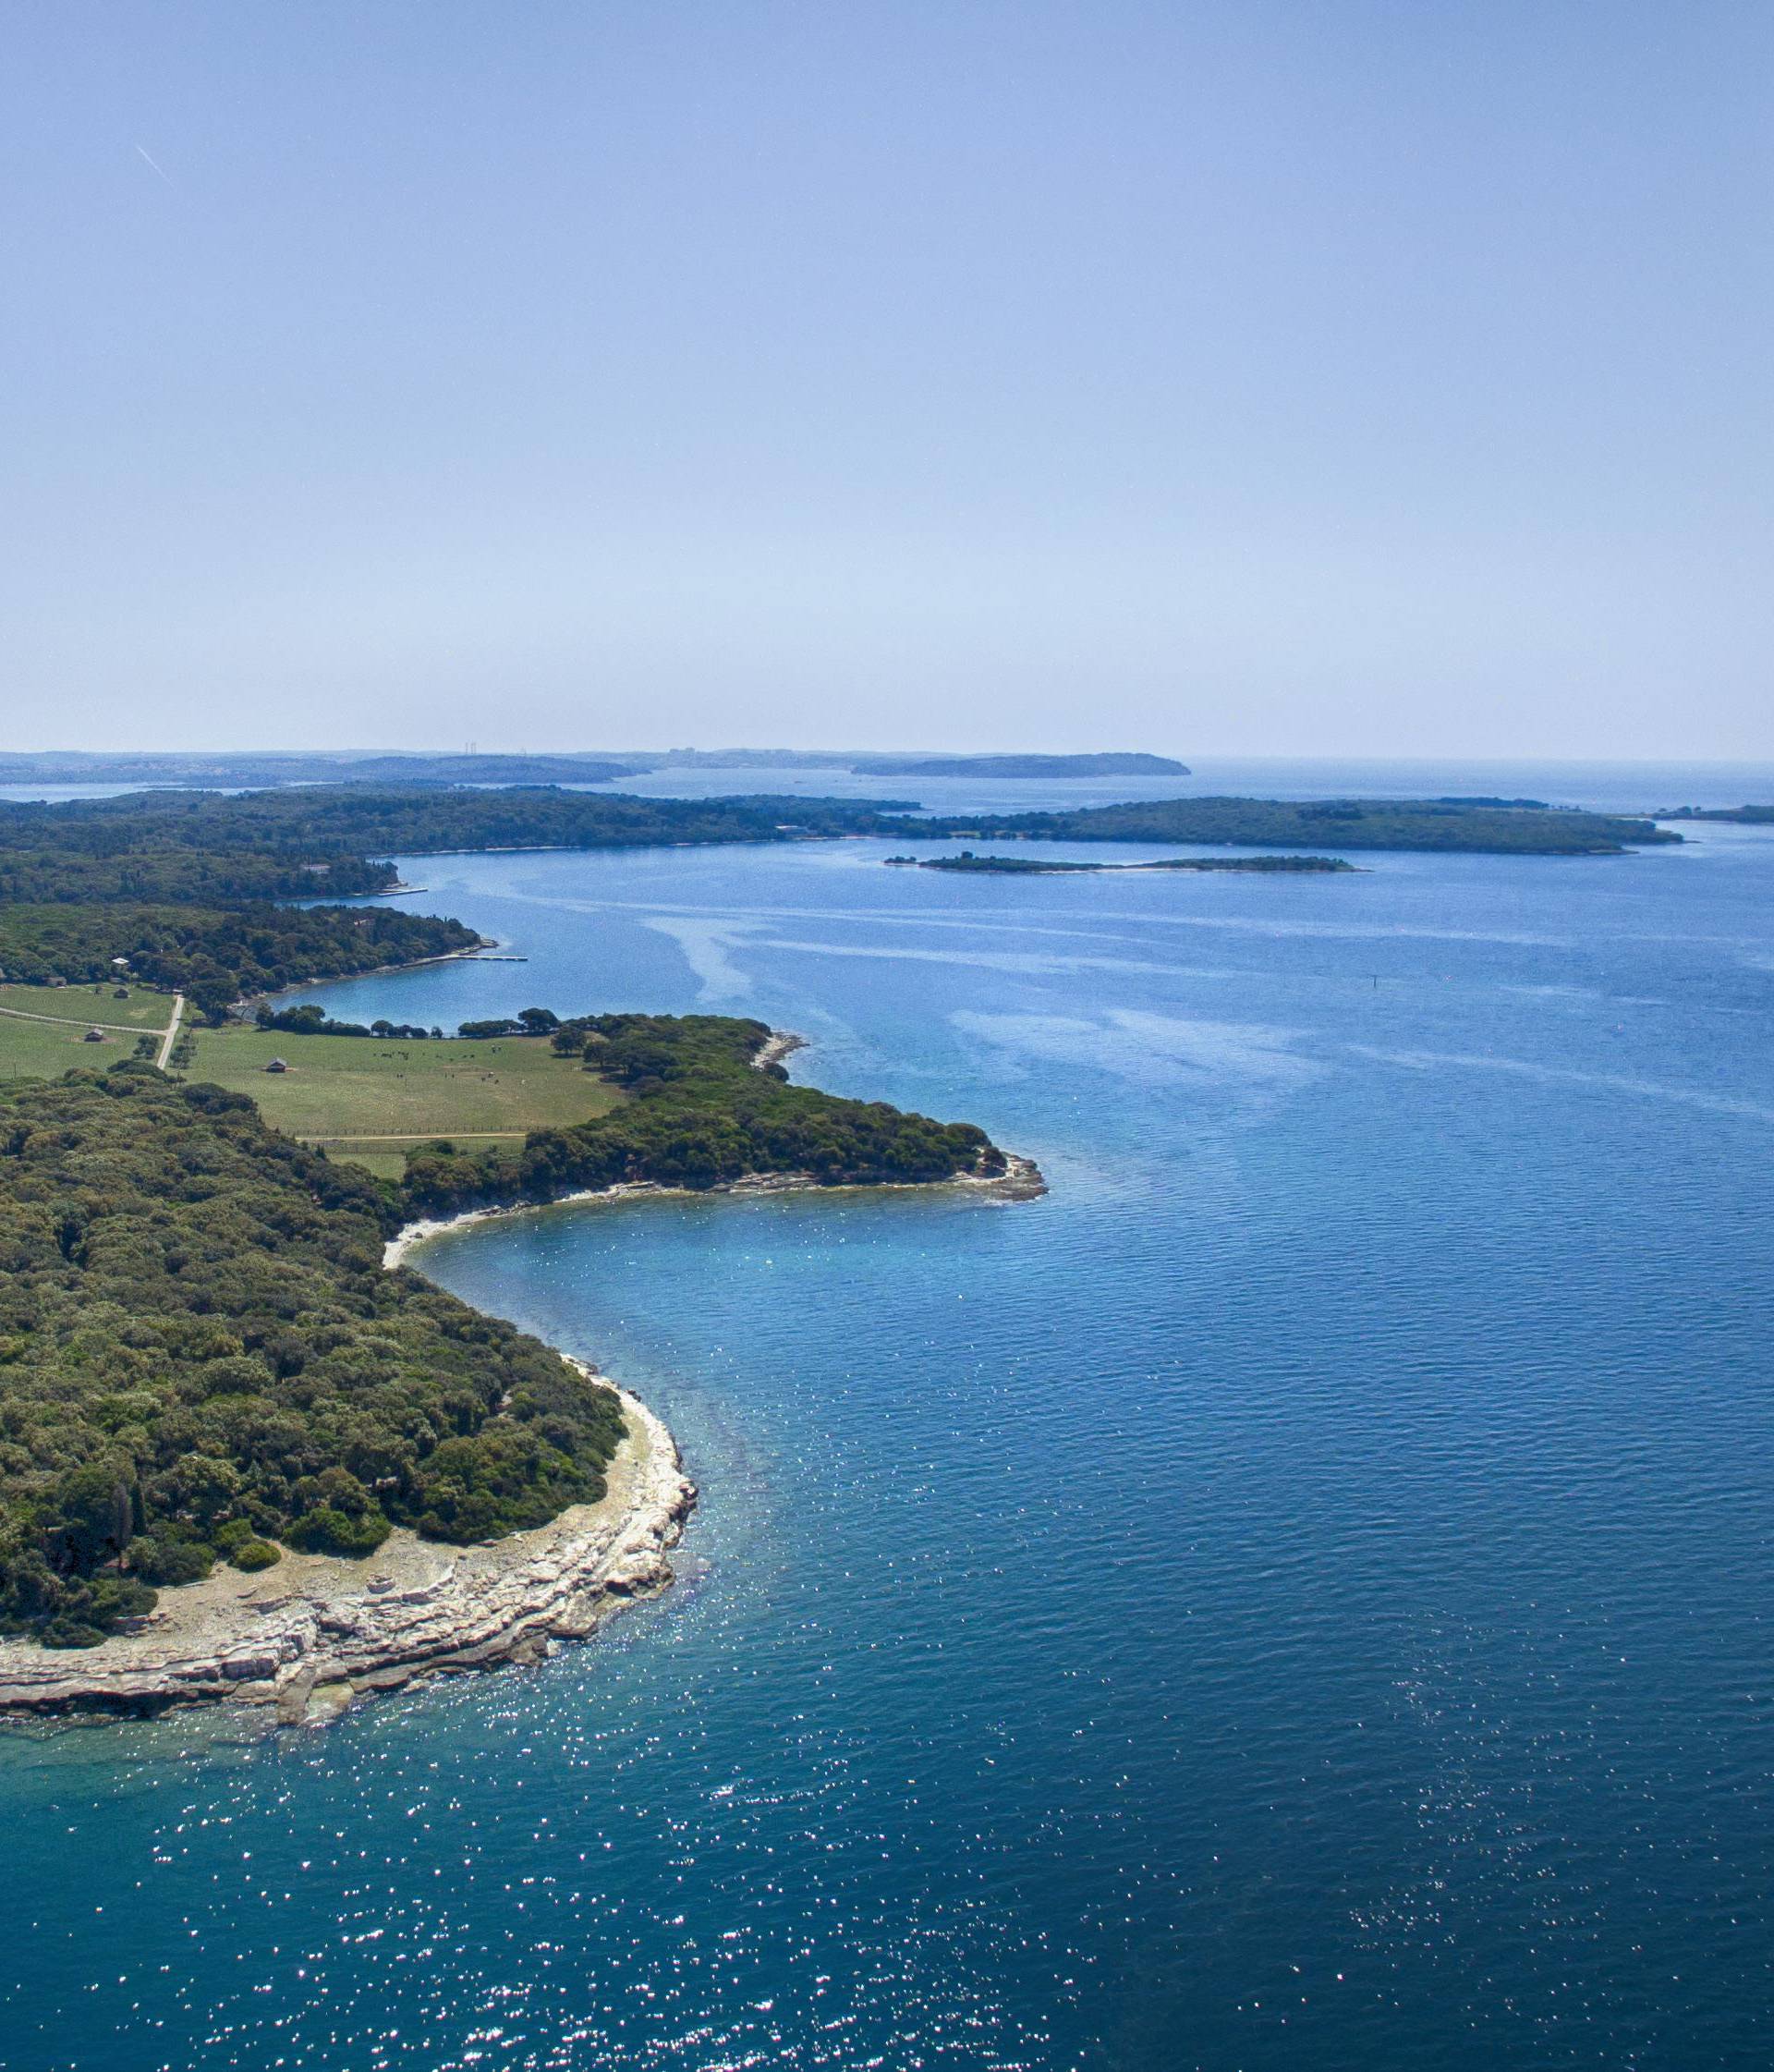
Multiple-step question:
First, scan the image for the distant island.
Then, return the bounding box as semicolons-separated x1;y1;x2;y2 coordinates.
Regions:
911;796;1677;857
1655;804;1774;823
857;752;1190;778
888;849;1352;874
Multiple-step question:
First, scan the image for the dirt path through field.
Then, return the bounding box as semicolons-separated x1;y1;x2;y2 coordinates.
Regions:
153;992;185;1069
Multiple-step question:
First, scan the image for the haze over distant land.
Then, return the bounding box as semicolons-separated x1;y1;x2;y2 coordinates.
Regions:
0;749;1188;787
857;753;1187;778
4;7;1770;761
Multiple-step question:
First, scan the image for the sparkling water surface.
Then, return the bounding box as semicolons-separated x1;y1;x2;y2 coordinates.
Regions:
5;766;1773;2070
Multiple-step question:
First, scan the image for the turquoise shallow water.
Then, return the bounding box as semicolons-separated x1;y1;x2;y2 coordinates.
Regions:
5;781;1774;2070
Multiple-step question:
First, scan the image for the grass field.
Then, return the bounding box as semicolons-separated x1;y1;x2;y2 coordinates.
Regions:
0;981;176;1082
0;1015;150;1081
0;998;623;1175
0;980;176;1030
181;1027;624;1171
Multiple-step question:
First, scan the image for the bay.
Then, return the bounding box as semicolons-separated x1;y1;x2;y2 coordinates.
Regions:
5;764;1773;2070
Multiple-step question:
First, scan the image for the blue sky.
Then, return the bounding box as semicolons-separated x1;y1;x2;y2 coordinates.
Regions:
3;3;1768;759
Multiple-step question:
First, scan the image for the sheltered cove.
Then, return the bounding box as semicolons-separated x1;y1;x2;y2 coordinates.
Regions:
0;1030;1043;1724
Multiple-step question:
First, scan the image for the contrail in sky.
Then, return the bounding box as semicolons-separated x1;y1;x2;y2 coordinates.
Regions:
134;143;173;185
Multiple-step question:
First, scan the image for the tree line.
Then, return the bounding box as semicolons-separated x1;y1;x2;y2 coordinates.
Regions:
914;795;1678;855
0;902;479;1022
0;1066;626;1648
403;1013;1002;1214
0;1009;1007;1647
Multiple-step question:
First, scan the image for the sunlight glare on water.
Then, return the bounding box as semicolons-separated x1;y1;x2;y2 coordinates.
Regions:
5;766;1773;2071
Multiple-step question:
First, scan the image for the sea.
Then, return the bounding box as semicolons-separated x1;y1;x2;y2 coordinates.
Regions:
3;759;1772;2071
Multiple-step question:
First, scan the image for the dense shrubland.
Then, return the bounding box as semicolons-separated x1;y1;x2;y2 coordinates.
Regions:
0;1067;625;1648
403;1014;1001;1213
921;796;1677;854
0;901;479;1021
0;1012;1005;1648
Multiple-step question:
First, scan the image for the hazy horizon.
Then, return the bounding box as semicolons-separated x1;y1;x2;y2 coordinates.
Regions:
6;4;1770;760
3;750;1774;786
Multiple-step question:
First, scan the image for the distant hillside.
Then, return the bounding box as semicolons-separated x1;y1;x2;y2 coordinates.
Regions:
859;752;1190;778
0;751;647;789
0;748;1194;787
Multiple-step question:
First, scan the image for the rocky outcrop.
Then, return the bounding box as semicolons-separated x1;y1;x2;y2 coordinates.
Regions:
0;1385;694;1723
384;1151;1047;1266
0;1022;1043;1725
751;1029;808;1072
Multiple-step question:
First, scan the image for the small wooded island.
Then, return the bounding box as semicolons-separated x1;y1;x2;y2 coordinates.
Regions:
1654;804;1774;823
887;850;1353;874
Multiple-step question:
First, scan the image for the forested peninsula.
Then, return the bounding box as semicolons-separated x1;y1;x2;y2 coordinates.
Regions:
0;770;1677;1700
0;1017;1016;1666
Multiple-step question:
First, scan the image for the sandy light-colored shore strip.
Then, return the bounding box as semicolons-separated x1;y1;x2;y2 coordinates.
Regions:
0;1381;695;1725
383;1028;1042;1268
383;1152;1046;1270
0;1034;1039;1724
752;1028;808;1071
228;936;507;1018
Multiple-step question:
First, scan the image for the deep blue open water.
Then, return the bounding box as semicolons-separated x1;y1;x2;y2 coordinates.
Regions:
4;765;1773;2070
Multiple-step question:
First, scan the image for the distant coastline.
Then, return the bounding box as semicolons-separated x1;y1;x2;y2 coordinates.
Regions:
858;751;1189;778
887;850;1354;876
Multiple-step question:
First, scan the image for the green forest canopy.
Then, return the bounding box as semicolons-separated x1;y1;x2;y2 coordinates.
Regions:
0;785;1682;1020
0;901;479;1023
0;1016;1004;1648
913;796;1678;855
0;1066;626;1649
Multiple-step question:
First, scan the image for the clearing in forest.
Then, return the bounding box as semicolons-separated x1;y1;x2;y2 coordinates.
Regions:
181;1026;625;1175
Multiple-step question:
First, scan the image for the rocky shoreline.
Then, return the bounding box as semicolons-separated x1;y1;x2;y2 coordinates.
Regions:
0;1030;1040;1726
0;1382;695;1724
383;1150;1047;1267
752;1028;809;1071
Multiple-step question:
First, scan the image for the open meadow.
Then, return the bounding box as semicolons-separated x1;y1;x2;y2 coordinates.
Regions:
181;1025;625;1174
0;982;175;1081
